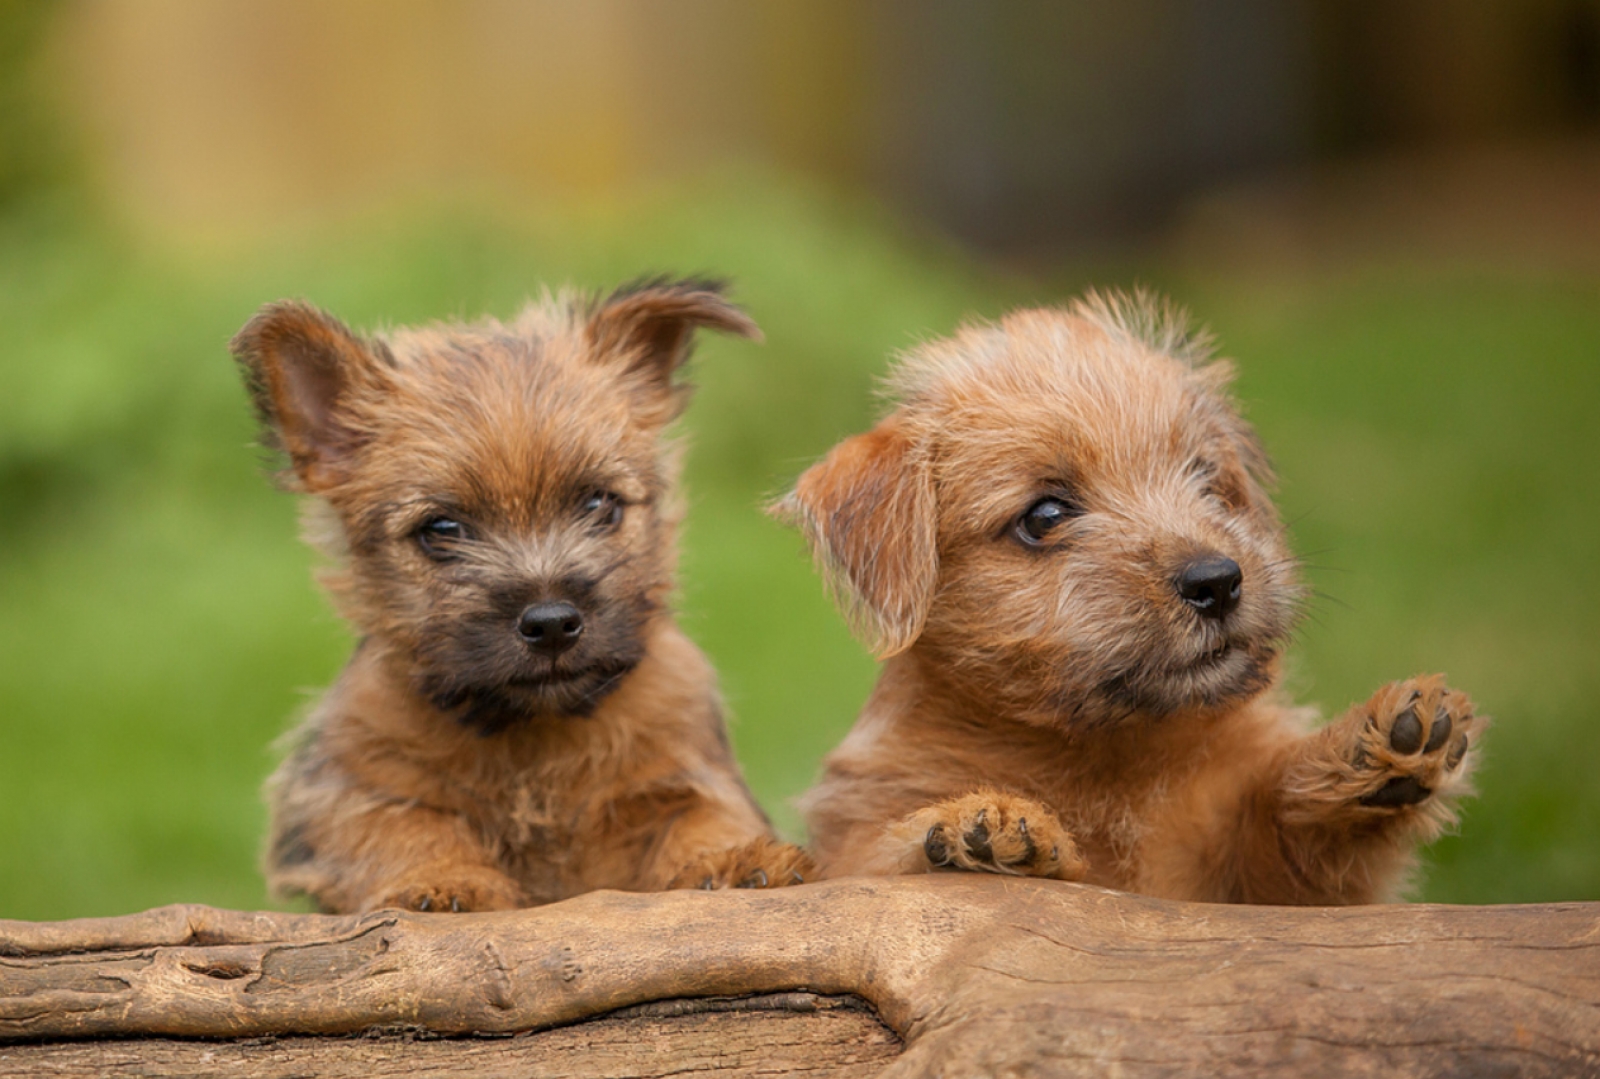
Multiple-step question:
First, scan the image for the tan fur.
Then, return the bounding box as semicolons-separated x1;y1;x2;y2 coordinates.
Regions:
234;278;812;913
780;292;1484;905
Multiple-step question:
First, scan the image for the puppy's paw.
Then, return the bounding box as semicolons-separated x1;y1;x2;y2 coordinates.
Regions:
667;837;816;890
372;866;527;913
1348;675;1482;811
896;791;1085;880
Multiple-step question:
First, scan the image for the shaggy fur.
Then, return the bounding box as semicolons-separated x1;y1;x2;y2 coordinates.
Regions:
235;278;811;913
779;293;1483;905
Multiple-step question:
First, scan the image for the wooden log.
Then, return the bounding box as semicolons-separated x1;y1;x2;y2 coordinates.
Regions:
2;876;1597;1077
0;993;899;1078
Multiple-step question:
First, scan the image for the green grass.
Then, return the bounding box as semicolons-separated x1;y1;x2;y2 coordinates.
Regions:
1;181;1595;917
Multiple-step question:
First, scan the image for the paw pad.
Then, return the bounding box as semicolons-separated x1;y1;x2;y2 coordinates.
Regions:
1360;775;1431;808
1354;675;1482;813
1389;701;1424;753
1424;709;1452;752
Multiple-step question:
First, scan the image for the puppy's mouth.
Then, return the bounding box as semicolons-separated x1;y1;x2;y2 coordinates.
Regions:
1177;641;1234;674
419;655;641;735
507;665;603;688
497;655;639;703
1093;637;1274;721
1163;637;1266;695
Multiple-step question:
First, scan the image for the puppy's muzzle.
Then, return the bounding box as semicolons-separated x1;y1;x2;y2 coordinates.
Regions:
1176;555;1243;621
517;601;584;656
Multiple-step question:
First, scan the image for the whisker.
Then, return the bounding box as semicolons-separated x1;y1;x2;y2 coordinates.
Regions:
1306;587;1350;612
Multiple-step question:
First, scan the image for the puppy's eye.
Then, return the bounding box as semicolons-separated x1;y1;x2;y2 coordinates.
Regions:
581;491;624;532
1193;457;1246;510
417;516;469;560
1190;457;1223;496
1015;497;1083;546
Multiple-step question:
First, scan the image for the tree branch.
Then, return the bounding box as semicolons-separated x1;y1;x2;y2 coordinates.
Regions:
2;876;1596;1077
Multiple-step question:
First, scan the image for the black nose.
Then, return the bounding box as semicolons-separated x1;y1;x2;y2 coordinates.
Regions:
517;601;584;655
1177;556;1243;621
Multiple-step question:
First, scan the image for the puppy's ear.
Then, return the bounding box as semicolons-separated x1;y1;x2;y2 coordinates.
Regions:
1225;414;1277;499
772;417;937;658
231;301;391;492
1195;360;1280;521
586;276;761;425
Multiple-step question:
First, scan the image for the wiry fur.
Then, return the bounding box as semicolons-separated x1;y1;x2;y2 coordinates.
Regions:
779;291;1484;905
234;278;811;913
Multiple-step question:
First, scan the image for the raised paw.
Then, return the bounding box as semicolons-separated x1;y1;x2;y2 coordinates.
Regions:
667;837;817;891
900;791;1085;880
371;866;527;913
1351;674;1483;812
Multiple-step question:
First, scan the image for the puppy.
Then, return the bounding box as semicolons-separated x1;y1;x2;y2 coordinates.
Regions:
234;278;811;913
779;292;1482;904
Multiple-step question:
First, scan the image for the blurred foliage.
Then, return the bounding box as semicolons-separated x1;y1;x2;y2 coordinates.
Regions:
0;178;1597;917
0;0;72;215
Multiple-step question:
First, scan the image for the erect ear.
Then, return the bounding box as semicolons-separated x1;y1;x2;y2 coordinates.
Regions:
230;301;391;492
585;276;761;424
771;416;937;658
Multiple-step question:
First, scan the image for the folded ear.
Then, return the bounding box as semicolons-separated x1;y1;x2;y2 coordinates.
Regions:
771;417;937;658
586;276;761;425
1194;360;1280;523
230;301;391;492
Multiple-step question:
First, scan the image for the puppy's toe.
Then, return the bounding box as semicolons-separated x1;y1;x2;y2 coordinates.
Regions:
667;837;816;891
907;791;1084;881
374;866;526;913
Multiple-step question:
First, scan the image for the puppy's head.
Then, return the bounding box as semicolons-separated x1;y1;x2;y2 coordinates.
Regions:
776;292;1300;729
233;278;758;732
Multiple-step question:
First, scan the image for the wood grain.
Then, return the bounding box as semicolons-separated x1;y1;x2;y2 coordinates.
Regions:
0;993;898;1078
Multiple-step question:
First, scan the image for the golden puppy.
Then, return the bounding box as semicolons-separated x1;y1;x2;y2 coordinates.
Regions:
780;293;1482;904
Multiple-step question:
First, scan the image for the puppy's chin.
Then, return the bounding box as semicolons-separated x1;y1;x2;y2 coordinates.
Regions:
1085;640;1277;726
418;656;642;736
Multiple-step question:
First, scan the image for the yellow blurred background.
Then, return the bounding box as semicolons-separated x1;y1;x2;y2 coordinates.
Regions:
38;0;1600;254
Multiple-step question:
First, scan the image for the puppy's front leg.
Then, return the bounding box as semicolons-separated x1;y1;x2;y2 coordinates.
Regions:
270;798;528;914
1250;675;1484;903
884;790;1086;880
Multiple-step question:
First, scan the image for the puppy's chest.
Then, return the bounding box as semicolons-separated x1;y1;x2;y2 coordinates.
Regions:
1058;760;1252;894
448;761;603;897
487;777;574;849
1042;760;1214;877
1052;790;1150;879
459;748;611;844
462;733;684;859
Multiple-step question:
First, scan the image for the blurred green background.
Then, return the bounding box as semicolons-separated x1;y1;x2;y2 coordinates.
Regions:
2;1;1598;918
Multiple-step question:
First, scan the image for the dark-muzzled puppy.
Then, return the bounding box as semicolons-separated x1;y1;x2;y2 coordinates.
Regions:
235;278;811;913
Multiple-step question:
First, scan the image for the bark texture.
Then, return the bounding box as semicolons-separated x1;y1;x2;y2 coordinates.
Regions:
2;876;1597;1077
0;993;897;1078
